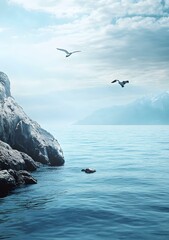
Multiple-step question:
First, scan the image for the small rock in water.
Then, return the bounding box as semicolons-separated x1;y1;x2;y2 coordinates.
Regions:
81;168;96;174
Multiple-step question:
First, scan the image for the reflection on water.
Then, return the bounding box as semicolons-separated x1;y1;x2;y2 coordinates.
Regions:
1;126;169;240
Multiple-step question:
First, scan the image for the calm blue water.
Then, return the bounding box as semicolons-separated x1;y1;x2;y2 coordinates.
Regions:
0;125;169;240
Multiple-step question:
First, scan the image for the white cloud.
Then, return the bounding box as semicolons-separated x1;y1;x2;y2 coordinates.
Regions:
8;0;88;18
8;0;165;18
0;27;7;33
7;0;169;35
2;0;169;124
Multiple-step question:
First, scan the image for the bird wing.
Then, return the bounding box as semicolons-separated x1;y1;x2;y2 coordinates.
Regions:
111;80;118;83
71;51;81;54
57;48;69;54
123;80;129;84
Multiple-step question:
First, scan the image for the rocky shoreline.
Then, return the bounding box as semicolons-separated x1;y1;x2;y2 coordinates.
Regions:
0;72;65;197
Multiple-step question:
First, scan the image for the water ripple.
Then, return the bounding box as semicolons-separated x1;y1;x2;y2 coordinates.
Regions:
1;126;169;240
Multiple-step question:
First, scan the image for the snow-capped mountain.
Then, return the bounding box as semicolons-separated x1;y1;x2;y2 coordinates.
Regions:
77;92;169;125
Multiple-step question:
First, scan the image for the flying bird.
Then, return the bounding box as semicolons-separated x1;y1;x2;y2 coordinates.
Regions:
111;79;129;88
56;48;81;57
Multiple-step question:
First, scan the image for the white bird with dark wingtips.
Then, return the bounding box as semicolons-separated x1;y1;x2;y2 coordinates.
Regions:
111;79;129;88
56;48;81;57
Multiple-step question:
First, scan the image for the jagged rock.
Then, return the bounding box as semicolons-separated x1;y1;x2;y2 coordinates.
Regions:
17;170;37;184
8;169;37;185
20;152;39;172
0;71;64;197
0;71;64;166
0;72;11;100
0;170;16;197
0;169;37;197
0;140;38;171
0;140;38;197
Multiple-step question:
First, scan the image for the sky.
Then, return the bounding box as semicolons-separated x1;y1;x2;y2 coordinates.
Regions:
0;0;169;128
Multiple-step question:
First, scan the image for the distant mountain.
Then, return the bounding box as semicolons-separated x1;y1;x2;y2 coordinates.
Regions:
77;92;169;125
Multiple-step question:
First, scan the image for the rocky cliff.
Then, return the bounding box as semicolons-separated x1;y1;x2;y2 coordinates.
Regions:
0;72;65;197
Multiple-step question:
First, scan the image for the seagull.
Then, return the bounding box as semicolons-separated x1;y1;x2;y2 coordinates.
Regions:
111;79;129;88
56;48;81;57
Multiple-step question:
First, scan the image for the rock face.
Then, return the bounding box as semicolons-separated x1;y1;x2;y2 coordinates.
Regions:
0;170;16;197
0;72;64;166
0;140;38;171
0;72;65;197
0;140;38;197
0;169;37;198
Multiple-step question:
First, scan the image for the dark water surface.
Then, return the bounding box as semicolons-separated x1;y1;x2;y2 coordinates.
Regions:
0;125;169;239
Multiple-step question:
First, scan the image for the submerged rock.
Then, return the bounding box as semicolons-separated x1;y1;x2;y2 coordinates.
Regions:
81;168;96;174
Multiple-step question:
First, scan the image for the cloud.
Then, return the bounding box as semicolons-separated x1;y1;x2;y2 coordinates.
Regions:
7;0;167;18
0;27;7;33
7;1;169;35
8;0;88;18
1;0;169;124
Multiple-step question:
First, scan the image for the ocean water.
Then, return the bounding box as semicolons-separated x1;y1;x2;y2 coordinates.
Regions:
0;125;169;240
